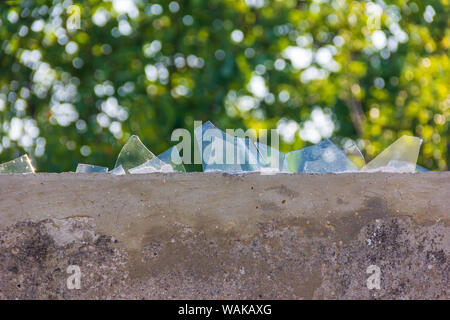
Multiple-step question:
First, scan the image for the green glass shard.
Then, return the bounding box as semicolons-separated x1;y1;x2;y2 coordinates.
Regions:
114;135;155;173
76;163;108;173
361;135;422;172
0;154;35;174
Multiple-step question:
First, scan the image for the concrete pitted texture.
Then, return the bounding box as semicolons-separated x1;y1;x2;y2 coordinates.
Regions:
0;172;448;299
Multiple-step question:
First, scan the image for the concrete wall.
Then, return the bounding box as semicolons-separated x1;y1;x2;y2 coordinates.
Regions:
0;172;448;299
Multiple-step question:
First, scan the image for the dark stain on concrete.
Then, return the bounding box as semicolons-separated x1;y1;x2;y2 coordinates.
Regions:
331;197;391;243
264;185;299;199
257;201;282;212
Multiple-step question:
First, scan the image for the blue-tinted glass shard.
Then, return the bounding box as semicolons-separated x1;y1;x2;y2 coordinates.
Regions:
415;165;429;172
0;155;35;174
194;121;260;172
285;139;359;173
76;163;108;173
156;146;186;172
255;141;287;173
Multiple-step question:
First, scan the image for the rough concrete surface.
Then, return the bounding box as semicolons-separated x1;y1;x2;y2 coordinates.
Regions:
0;172;448;300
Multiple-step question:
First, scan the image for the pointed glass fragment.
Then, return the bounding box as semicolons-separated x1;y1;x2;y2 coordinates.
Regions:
194;121;262;172
109;165;126;175
76;163;109;173
342;140;365;169
361;135;422;172
0;155;35;174
285;139;359;173
114;135;155;173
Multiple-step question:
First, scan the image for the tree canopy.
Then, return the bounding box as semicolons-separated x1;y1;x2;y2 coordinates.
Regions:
0;0;448;172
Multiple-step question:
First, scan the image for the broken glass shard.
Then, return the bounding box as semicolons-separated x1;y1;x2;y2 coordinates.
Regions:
255;141;287;173
342;139;365;169
128;158;173;174
194;121;268;172
386;160;416;173
128;146;186;173
361;135;422;173
285;139;359;173
0;154;35;174
109;165;126;175
76;163;109;173
195;121;238;172
114;135;155;173
415;165;429;172
361;160;418;173
156;146;186;172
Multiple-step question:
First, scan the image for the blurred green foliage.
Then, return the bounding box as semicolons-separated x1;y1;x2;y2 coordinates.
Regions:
0;0;448;172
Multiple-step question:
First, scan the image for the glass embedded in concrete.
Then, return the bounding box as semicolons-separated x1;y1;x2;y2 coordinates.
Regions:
76;163;109;173
109;165;126;175
0;154;35;174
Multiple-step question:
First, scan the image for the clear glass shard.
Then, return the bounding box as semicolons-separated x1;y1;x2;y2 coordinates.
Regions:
342;140;365;169
109;165;126;175
360;160;419;173
129;147;186;174
361;135;422;172
386;160;416;172
114;135;156;173
128;146;186;174
0;154;35;174
76;163;109;173
128;157;172;174
285;139;359;173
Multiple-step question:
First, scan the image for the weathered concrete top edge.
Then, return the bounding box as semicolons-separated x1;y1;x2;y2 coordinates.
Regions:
1;171;448;219
0;171;448;178
0;169;448;255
